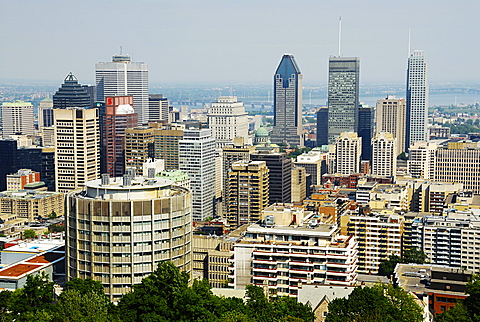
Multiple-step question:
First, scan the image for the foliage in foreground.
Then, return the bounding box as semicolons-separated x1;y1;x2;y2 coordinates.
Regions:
378;247;428;276
325;283;423;322
436;274;480;322
0;262;314;322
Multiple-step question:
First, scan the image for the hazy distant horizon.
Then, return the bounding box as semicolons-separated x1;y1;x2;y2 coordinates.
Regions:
1;0;479;85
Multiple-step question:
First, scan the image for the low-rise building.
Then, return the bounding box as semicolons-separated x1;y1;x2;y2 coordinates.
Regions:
0;190;64;222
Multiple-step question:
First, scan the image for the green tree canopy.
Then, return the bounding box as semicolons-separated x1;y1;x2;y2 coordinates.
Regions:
22;229;36;239
378;248;428;276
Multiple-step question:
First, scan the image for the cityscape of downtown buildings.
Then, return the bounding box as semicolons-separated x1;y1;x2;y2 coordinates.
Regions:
0;47;479;318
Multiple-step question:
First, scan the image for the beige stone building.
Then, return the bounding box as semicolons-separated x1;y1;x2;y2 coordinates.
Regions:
124;126;155;175
0;190;64;222
291;167;307;203
335;132;361;175
371;132;397;177
375;96;406;154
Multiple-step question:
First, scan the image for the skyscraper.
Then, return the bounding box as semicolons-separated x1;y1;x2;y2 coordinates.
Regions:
357;105;374;161
371;132;397;177
327;57;360;144
405;50;428;150
335;132;361;175
1;101;34;137
376;96;406;155
96;54;149;123
124;126;155;175
270;54;303;147
53;73;92;109
179;129;216;221
148;94;169;122
208;96;248;148
316;107;328;147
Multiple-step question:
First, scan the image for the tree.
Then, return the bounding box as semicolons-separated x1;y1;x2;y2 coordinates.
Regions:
326;284;423;322
64;277;105;297
48;211;57;219
378;254;402;276
22;229;36;239
53;289;113;322
402;247;427;264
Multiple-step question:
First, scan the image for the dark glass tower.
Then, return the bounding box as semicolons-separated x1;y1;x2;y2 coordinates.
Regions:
358;106;374;161
316;107;329;147
270;54;303;147
251;151;291;204
327;57;360;143
53;73;92;109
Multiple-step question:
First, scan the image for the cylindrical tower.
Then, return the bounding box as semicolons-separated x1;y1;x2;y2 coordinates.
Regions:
66;176;191;300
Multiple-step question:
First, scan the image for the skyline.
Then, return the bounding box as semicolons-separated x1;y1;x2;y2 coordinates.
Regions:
1;1;479;86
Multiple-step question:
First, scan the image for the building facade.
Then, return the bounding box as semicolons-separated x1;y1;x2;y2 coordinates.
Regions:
375;96;406;154
124;127;155;175
335;132;361;175
0;190;64;222
66;176;192;300
153;125;184;170
327;57;360;144
270;54;303;147
148;94;169;122
53;73;92;109
371;132;397;177
406;50;428;150
1;101;35;137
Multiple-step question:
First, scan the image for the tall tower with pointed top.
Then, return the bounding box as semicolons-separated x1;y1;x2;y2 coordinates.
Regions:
53;73;92;109
405;50;428;150
270;54;303;147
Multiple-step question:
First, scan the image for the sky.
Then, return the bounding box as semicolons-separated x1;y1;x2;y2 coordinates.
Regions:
1;0;479;86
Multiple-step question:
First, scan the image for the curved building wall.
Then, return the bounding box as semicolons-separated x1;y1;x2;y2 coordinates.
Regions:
66;178;191;300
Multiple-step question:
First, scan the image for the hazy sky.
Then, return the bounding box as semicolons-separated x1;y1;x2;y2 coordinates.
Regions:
1;0;479;86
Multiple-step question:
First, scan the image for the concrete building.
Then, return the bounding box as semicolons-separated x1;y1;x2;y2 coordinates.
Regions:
226;160;269;228
156;169;190;190
96;54;149;123
124;126;155;175
0;190;64;222
153;125;184;170
54;108;99;193
327;57;360;144
1;101;35;137
375;96;406;154
207;96;248;148
291;167;307;203
228;205;358;296
179;129;216;221
369;184;410;211
251;151;292;204
102;96;138;177
407;141;437;179
270;54;303;147
148;94;169;122
408;180;463;213
6;169;41;191
406;50;429;150
294;151;326;186
66;175;192;300
335;132;361;175
371;132;397;177
340;212;404;274
38;97;54;129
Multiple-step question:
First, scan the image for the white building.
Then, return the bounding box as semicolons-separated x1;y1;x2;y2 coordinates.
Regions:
229;205;358;296
54;108;99;193
207;96;248;148
1;101;35;137
335;132;361;175
407;141;437;179
371;132;397;177
179;129;216;221
375;95;406;154
294;152;326;186
406;50;428;150
95;54;149;123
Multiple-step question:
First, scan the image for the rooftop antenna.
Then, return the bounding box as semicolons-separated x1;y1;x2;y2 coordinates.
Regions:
338;16;342;57
408;29;411;57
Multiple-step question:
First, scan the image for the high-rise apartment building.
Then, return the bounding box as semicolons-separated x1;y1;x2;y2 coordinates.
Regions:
376;96;406;154
294;151;325;186
96;54;149;123
251;151;292;204
226;160;269;228
54;108;99;193
124;126;154;175
270;54;303;147
153;125;184;170
291;166;307;203
102;96;138;177
327;57;360;144
335;132;361;175
407;141;437;179
208;96;248;148
148;94;169;122
66;175;192;300
406;50;428;150
179;129;216;221
1;101;35;137
53;73;92;109
358;106;374;161
371;132;397;177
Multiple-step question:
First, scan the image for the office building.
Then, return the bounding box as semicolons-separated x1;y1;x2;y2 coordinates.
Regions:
153;125;184;170
53;73;92;109
327;57;360;144
340;212;403;274
251;151;292;204
357;106;374;161
406;50;428;150
316;107;329;147
66;175;192;300
38;97;54;128
376;96;406;154
124;126;155;175
226;160;269;228
96;54;149;123
102;96;138;177
148;94;169;122
208;96;248;148
270;54;303;147
6;169;41;191
229;205;358;295
1;101;35;137
371;132;397;177
294;151;326;186
54;108;100;193
335;132;361;175
179;129;216;221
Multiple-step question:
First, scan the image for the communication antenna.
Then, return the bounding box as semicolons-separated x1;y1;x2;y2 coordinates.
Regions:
338;16;342;57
